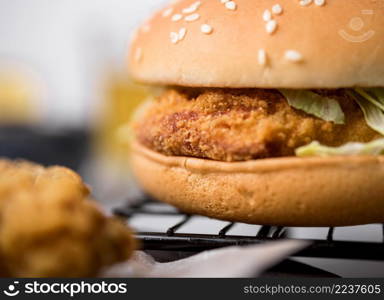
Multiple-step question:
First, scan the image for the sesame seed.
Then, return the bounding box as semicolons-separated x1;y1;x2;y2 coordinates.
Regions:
299;0;312;6
162;7;174;18
182;7;195;14
220;0;229;3
225;1;237;10
265;20;277;34
258;49;267;66
171;14;183;22
134;48;142;62
201;24;213;34
362;9;374;15
314;0;325;6
170;28;188;44
178;27;187;41
263;9;272;22
170;32;179;44
285;50;303;62
272;4;283;15
182;1;201;14
185;13;200;22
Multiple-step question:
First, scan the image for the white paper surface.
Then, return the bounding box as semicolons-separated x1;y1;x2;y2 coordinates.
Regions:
103;240;309;278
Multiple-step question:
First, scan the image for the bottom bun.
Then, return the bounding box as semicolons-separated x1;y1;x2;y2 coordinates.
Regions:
130;140;384;227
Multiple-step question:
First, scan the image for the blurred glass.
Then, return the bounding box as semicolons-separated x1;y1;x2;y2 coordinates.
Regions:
94;71;149;165
0;0;163;195
0;63;43;124
85;70;150;202
0;61;89;171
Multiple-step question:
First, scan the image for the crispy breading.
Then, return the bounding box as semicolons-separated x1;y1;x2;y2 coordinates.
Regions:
134;88;380;161
0;161;135;277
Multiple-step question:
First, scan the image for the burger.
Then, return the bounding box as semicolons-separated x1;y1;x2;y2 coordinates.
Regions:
127;0;384;226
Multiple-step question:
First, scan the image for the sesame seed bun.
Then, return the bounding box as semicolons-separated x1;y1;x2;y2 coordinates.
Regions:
129;0;384;88
131;140;384;226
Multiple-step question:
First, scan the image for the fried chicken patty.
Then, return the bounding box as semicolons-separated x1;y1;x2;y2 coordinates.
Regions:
134;88;380;161
0;161;135;277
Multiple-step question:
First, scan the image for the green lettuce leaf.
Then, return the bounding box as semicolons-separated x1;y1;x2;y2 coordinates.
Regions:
348;89;384;135
354;88;384;111
296;139;384;157
279;89;345;124
369;88;384;102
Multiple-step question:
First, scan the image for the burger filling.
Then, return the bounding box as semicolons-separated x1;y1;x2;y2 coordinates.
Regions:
133;87;384;162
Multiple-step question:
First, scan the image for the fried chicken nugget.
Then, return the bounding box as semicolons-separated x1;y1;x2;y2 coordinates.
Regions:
0;161;135;277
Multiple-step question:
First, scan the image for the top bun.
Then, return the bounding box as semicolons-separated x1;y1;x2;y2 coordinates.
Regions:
129;0;384;89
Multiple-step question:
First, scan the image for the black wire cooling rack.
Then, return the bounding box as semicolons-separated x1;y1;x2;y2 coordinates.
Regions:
113;196;384;261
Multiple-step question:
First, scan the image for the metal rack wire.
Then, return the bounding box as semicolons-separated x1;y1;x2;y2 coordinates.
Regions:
114;196;384;261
